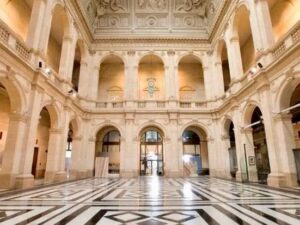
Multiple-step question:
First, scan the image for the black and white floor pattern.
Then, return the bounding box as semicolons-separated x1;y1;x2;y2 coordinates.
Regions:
0;177;299;224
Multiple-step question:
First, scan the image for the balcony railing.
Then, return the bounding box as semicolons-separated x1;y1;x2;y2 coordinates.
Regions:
0;19;31;62
271;21;300;61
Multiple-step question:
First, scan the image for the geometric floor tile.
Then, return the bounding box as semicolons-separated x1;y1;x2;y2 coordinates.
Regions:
0;177;299;224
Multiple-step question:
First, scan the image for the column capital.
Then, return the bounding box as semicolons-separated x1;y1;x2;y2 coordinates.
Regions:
167;50;175;56
63;35;73;42
273;113;293;121
49;128;63;134
94;65;100;71
9;112;29;123
127;50;136;56
230;36;240;43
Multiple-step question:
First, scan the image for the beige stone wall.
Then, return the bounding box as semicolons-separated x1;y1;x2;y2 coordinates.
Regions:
98;63;124;101
139;63;165;100
46;36;62;73
0;89;10;169
0;0;31;41
270;0;300;42
178;63;205;101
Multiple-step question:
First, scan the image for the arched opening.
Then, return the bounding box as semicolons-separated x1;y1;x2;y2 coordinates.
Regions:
140;127;164;176
251;107;270;183
95;126;121;176
0;83;10;169
225;120;237;178
32;107;51;179
178;55;205;101
46;5;69;73
290;84;300;182
182;126;209;176
234;6;256;73
98;55;124;102
65;123;74;177
71;42;82;92
138;54;165;100
0;0;33;41
219;41;231;92
268;0;300;42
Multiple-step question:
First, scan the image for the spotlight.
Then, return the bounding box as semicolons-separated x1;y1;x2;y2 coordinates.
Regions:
257;62;263;69
68;89;77;98
250;66;258;75
38;61;43;68
44;67;52;75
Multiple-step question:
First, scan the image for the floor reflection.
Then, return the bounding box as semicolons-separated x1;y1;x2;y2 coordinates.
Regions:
0;177;299;224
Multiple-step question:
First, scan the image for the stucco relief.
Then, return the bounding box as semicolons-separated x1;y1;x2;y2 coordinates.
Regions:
80;0;222;36
136;0;168;12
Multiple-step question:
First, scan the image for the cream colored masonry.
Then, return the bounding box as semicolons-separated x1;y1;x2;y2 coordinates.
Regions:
0;0;299;189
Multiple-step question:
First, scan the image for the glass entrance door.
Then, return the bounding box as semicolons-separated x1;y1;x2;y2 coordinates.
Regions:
140;130;164;176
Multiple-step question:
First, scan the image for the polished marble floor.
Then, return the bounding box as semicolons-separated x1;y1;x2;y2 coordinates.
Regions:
0;177;300;224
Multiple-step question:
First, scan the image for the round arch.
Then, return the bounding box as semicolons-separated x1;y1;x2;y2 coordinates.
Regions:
176;52;203;66
99;53;127;66
137;53;166;66
137;122;167;140
242;101;263;126
0;74;26;114
93;122;125;140
275;75;300;112
231;3;251;36
39;102;61;129
179;122;210;140
50;2;72;37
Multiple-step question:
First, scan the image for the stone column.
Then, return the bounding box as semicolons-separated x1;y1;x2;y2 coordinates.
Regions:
0;113;28;189
226;37;244;80
203;64;211;101
44;128;64;183
164;65;170;100
233;125;247;182
207;137;216;177
85;137;96;178
254;0;274;50
214;60;225;98
273;114;298;186
69;136;82;179
26;0;47;63
174;66;180;100
38;1;54;59
258;87;285;186
125;51;138;104
88;53;100;100
78;60;89;97
58;35;74;81
73;118;91;178
122;114;138;177
15;86;43;189
167;51;175;98
240;128;258;182
165;118;180;177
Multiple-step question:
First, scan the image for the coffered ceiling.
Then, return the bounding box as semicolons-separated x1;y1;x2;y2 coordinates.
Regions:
76;0;227;40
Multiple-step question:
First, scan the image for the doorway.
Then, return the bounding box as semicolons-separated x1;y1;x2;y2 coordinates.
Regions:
252;107;270;184
140;129;164;176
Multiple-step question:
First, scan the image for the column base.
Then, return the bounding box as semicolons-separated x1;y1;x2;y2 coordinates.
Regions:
0;173;17;189
120;170;139;178
15;174;34;189
165;170;183;178
54;171;67;183
267;173;298;187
